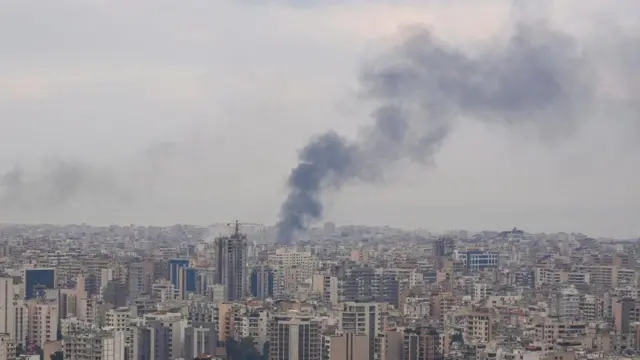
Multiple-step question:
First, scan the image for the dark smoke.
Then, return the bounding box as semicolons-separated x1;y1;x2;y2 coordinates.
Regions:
0;160;130;215
0;135;201;222
277;22;592;244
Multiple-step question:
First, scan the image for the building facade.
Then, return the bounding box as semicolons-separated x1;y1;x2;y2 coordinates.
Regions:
214;233;248;301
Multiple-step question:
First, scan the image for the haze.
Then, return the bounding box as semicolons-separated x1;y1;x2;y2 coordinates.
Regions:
1;0;639;238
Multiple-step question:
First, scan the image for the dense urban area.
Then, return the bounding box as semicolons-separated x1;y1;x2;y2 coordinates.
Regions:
0;222;636;360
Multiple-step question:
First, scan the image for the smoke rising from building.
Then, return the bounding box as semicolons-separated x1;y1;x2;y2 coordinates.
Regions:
276;22;594;244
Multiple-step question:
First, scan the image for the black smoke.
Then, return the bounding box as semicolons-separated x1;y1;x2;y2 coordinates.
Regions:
276;22;593;244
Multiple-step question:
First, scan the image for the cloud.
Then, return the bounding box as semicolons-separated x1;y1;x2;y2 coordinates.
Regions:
0;0;639;237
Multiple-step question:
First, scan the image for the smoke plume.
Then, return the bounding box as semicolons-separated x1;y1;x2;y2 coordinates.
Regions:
0;141;180;221
277;22;593;244
0;161;130;216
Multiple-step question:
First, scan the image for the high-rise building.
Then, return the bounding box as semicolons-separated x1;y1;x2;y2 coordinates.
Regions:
376;331;403;360
340;302;388;360
268;249;317;296
168;259;190;294
325;333;369;360
23;268;56;300
311;275;339;306
128;261;153;301
432;237;455;258
460;312;492;344
614;297;635;334
177;267;198;300
183;324;218;360
457;251;499;272
342;268;399;306
205;284;227;304
250;265;274;300
62;330;126;360
268;314;321;360
214;228;248;301
25;298;59;348
402;327;441;360
131;312;187;360
195;269;216;296
0;278;16;339
104;308;131;331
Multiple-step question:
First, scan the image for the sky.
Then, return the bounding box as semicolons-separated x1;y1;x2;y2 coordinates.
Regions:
0;0;639;238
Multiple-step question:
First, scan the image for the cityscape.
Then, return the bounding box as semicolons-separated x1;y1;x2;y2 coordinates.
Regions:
0;222;638;360
2;1;640;360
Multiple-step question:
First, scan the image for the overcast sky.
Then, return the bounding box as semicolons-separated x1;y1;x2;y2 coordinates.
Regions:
1;0;639;238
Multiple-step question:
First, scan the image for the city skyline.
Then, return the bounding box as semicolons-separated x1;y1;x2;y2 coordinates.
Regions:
4;2;640;360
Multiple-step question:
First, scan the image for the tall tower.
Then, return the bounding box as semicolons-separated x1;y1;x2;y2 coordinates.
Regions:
214;222;248;301
0;277;16;339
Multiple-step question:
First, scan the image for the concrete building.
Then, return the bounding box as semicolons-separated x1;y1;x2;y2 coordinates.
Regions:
177;267;198;300
214;231;248;301
132;312;187;360
23;268;55;300
269;249;317;297
402;327;441;360
235;309;270;349
433;237;455;258
0;278;16;339
104;308;131;331
472;283;491;301
62;330;125;360
0;334;16;360
340;302;388;360
268;314;321;360
311;275;339;306
549;285;581;320
184;323;218;360
168;259;190;296
25;298;59;348
127;261;153;301
325;333;369;360
376;331;404;360
250;265;274;300
458;311;492;344
457;251;499;272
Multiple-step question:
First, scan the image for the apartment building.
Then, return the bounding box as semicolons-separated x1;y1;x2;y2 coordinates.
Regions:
340;302;388;360
268;314;321;360
402;327;441;360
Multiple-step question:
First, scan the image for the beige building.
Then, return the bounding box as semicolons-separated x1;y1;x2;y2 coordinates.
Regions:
458;311;492;344
25;298;59;348
431;293;456;325
268;313;321;360
375;331;403;360
311;275;339;306
63;330;125;360
0;334;16;360
340;302;388;360
532;319;587;343
402;327;440;360
325;333;369;360
269;249;317;297
104;308;131;331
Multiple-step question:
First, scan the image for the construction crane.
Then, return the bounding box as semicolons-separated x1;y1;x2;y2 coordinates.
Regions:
225;221;265;239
